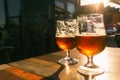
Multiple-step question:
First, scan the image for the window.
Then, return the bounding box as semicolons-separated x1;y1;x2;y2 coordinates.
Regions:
7;0;20;17
67;2;75;14
55;1;64;9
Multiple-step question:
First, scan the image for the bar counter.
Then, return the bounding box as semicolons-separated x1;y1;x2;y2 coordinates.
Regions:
0;47;120;80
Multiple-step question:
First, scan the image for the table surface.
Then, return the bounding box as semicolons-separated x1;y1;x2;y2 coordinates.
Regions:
0;47;120;80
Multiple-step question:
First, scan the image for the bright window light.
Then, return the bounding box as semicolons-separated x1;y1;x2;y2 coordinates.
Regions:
81;0;109;6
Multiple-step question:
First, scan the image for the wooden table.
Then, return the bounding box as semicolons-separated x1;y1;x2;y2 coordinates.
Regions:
0;47;120;80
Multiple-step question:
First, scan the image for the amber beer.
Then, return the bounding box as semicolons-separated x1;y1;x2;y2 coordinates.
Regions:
76;35;106;57
56;37;75;51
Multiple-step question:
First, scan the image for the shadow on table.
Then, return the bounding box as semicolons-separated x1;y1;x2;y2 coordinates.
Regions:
42;63;65;80
42;64;96;80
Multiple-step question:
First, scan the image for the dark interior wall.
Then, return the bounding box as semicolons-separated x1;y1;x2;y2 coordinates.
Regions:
0;0;59;64
20;0;58;58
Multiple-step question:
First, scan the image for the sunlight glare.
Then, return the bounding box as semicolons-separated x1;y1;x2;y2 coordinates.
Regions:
81;0;109;6
94;50;109;68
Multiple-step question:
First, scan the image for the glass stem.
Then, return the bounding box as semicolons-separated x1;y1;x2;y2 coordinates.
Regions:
66;50;71;58
85;75;96;80
88;75;96;80
85;56;96;68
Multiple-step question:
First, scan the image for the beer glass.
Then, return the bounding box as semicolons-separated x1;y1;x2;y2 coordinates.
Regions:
56;19;78;65
75;13;106;75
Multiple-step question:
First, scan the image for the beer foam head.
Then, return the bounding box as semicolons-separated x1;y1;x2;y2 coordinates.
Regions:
56;19;76;38
76;13;106;36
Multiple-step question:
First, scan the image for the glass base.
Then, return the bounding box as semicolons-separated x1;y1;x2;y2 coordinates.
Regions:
58;57;79;65
77;66;104;76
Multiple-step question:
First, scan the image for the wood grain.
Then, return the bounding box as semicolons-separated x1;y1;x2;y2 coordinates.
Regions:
0;47;119;80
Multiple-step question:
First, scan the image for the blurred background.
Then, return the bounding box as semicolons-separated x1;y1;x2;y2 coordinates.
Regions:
0;0;120;64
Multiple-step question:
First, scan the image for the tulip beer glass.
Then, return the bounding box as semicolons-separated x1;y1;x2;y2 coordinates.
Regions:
56;19;78;65
75;13;106;75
